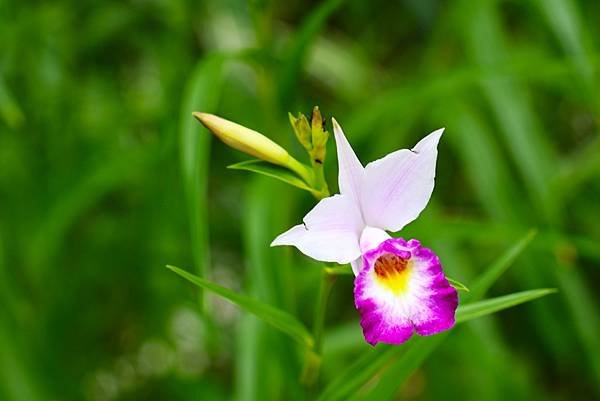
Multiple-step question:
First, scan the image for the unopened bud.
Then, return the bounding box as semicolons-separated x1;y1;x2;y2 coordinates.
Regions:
193;112;290;166
309;106;329;165
289;112;313;151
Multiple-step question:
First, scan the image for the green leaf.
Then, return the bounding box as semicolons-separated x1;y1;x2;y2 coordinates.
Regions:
349;335;446;401
179;53;225;311
456;288;557;323
167;265;314;349
277;0;345;109
467;229;537;301
317;346;397;401
229;159;316;194
324;265;353;275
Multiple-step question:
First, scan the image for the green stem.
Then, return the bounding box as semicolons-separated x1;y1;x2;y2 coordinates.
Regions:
312;159;330;198
287;156;315;187
302;269;336;392
313;271;335;354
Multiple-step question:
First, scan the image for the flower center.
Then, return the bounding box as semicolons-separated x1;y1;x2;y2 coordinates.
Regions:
374;253;412;295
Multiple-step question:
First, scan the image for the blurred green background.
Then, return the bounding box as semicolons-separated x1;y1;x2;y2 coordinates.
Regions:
1;0;599;400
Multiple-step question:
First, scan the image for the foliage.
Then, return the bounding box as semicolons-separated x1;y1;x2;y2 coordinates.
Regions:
0;0;599;400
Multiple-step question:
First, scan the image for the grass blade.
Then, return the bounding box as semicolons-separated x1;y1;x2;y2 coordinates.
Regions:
179;54;225;311
316;346;396;401
468;229;537;301
167;265;314;349
277;0;345;109
533;0;595;87
456;289;557;323
350;335;446;401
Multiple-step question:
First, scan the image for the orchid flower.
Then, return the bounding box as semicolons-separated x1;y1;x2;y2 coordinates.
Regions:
271;119;458;346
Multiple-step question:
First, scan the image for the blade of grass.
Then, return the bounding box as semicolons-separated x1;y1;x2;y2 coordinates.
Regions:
179;54;225;312
236;177;294;401
555;262;600;389
533;0;595;89
460;0;557;221
167;265;314;349
277;0;345;110
456;289;557;323
467;229;538;301
29;143;160;282
440;102;520;222
349;335;446;401
0;232;43;401
0;75;24;129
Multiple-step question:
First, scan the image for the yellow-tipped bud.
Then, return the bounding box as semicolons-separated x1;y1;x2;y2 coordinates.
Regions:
309;106;329;165
193;112;291;166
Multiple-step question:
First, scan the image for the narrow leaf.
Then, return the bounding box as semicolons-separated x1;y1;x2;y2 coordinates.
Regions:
167;265;314;349
277;0;345;108
456;288;557;323
316;346;396;401
468;229;537;301
350;335;446;401
229;159;315;193
179;54;225;311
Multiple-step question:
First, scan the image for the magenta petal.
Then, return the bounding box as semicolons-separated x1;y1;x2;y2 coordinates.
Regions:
354;238;458;346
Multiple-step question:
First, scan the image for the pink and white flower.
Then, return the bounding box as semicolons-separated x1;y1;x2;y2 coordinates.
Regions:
271;119;457;345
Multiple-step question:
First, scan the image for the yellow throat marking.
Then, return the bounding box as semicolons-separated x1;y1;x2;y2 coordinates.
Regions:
374;254;412;295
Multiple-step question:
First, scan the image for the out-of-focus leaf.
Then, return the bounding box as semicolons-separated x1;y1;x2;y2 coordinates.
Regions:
29;145;159;279
533;0;595;86
167;265;314;349
0;76;24;129
317;346;397;401
277;0;345;109
467;229;537;301
179;54;225;311
324;265;353;275
460;0;557;221
229;159;315;193
350;335;446;401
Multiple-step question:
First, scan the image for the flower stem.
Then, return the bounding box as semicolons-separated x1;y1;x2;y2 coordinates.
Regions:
302;268;336;392
313;270;336;354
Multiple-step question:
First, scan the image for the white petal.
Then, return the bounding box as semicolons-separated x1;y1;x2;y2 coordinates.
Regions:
350;228;392;276
351;258;363;276
359;226;391;254
271;194;363;264
360;129;443;232
332;118;364;207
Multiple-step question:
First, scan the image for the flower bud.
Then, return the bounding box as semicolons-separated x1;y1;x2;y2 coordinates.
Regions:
193;112;291;166
289;112;312;151
309;106;329;165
